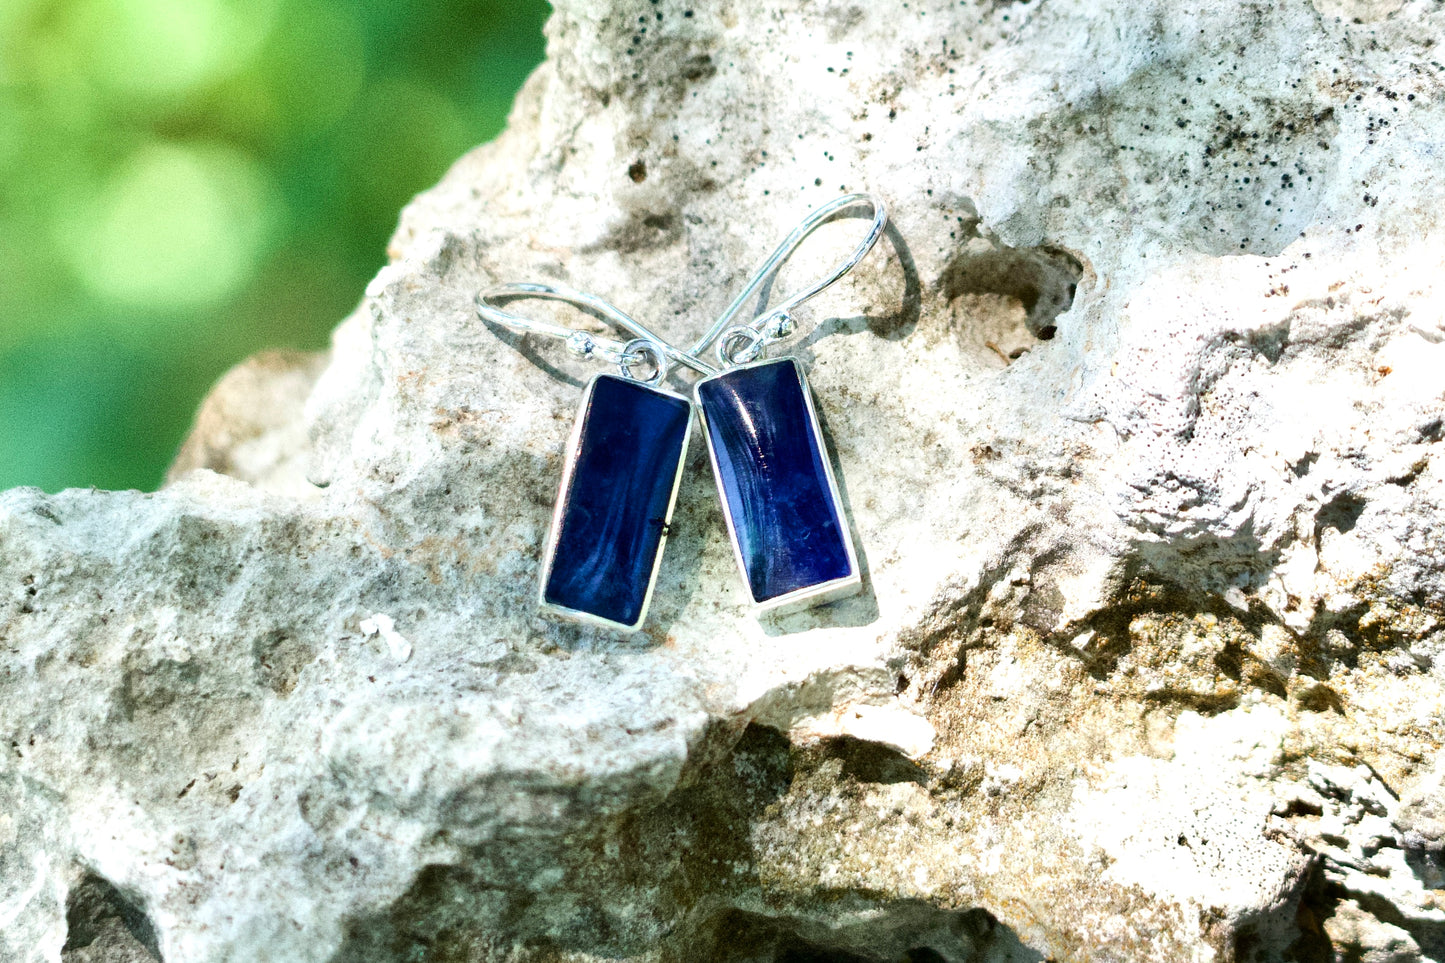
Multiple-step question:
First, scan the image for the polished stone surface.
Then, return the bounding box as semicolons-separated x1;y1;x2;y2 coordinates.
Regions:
697;359;853;603
543;375;690;627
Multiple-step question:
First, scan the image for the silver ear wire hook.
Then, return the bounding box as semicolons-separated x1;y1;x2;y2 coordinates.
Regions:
477;281;717;383
688;193;888;368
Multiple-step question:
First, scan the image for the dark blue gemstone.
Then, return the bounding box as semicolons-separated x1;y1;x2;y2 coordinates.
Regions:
697;358;855;604
543;375;691;628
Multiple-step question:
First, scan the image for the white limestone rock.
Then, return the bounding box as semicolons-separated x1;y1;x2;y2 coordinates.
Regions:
3;0;1444;960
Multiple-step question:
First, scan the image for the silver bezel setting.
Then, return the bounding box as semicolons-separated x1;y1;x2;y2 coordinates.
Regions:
537;372;694;633
694;356;862;615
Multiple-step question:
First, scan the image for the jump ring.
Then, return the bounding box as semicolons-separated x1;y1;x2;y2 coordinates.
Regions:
619;338;669;384
716;326;767;368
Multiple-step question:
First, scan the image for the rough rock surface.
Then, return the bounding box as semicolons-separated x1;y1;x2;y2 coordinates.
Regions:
4;0;1445;961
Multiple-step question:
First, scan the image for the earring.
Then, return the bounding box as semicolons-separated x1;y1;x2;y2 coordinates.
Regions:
477;193;888;624
475;282;712;632
688;193;888;614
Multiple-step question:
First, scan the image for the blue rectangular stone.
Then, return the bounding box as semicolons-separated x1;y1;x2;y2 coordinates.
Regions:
696;358;859;609
541;375;692;630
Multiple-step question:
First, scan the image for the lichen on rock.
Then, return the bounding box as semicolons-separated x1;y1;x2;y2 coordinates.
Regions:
3;0;1445;961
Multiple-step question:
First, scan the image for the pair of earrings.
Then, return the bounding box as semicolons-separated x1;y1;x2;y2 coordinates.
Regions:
476;194;888;632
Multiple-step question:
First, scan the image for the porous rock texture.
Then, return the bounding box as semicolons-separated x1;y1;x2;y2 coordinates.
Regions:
3;1;1445;961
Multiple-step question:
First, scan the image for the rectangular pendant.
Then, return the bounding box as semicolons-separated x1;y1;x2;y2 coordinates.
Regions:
539;374;693;631
695;357;861;612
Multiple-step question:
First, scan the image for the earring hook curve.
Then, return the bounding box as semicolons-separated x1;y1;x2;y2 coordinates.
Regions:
687;192;888;366
477;281;717;382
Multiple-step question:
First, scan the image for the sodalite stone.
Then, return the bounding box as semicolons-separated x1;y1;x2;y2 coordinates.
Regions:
542;375;691;628
697;358;856;605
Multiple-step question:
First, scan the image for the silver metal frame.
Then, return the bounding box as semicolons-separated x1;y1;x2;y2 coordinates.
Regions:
693;356;861;615
536;373;694;633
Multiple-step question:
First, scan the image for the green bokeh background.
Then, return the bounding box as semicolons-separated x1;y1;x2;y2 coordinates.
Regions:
0;0;550;492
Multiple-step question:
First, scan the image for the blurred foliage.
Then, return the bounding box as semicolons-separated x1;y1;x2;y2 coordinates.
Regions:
0;0;549;492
